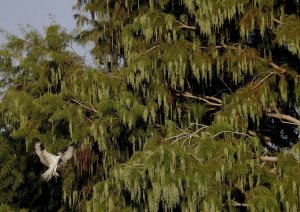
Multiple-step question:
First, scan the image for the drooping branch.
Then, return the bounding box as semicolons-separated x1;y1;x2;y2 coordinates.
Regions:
176;92;223;107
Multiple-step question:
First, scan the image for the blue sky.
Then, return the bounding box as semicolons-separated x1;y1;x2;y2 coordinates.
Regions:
0;0;95;65
0;0;76;37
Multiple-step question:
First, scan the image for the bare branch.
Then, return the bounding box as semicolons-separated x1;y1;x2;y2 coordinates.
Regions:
273;18;283;25
265;112;300;126
204;96;223;104
231;200;248;207
144;45;160;54
165;123;208;146
175;20;197;30
261;156;278;162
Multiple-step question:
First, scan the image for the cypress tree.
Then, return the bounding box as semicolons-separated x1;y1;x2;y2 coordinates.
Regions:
0;0;300;211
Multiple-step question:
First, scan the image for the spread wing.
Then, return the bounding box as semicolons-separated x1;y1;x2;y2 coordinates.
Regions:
58;143;77;167
35;142;56;168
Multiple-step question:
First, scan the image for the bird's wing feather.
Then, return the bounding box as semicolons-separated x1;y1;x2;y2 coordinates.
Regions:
59;143;77;166
35;142;56;167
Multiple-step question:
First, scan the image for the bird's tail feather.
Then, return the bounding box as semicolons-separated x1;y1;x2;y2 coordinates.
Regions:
41;167;59;181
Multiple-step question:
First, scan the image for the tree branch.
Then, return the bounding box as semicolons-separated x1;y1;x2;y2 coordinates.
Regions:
144;45;160;54
273;18;283;25
187;153;203;163
231;200;248;207
265;112;300;126
258;57;287;74
175;20;197;30
70;97;100;114
176;92;223;107
212;131;251;138
253;71;277;88
260;156;278;162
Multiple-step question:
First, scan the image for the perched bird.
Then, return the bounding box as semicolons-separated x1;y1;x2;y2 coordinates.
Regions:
35;142;77;181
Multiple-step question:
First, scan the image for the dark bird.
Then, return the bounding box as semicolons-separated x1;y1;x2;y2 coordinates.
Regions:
35;142;77;181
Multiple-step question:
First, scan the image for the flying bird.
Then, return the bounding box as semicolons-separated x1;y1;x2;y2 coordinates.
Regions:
35;142;77;181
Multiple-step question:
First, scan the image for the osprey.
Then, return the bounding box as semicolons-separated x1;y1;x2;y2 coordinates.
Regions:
35;142;77;181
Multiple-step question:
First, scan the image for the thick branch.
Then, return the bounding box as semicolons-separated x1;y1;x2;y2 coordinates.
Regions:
260;156;278;162
259;58;287;74
265;112;300;126
204;96;223;104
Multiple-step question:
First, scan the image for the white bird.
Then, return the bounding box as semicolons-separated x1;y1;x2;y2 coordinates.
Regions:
35;141;77;181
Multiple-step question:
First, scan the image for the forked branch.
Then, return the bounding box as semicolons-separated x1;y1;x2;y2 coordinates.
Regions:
175;20;197;30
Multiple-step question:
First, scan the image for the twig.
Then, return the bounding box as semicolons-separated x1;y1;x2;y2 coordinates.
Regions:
253;72;276;88
165;123;208;146
219;78;233;95
212;131;251;138
68;40;88;69
176;92;223;107
164;132;190;141
180;126;208;148
144;45;160;54
189;142;200;149
187;153;203;163
70;98;100;114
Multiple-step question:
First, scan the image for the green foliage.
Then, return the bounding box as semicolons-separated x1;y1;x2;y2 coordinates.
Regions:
0;137;25;204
